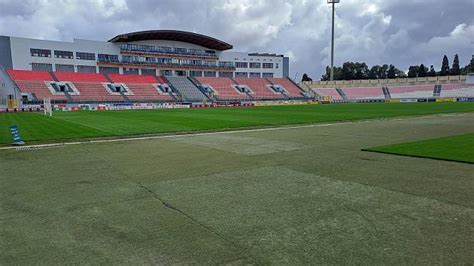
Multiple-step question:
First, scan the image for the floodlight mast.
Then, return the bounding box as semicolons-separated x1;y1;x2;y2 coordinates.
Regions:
328;0;340;81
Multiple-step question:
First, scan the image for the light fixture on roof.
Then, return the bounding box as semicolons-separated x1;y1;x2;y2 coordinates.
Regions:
328;0;340;81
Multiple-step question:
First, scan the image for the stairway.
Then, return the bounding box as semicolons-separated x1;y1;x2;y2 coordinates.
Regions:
119;90;130;102
336;88;348;102
166;76;206;102
382;87;391;99
188;77;214;101
63;89;74;102
230;78;253;100
433;84;442;97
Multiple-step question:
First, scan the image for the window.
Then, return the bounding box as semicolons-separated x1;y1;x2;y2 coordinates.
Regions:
175;48;187;54
55;64;74;72
219;72;233;78
141;69;156;76
54;50;74;59
98;54;119;62
263;63;274;69
158;46;172;53
250;63;261;69
235;72;248;78
76;52;95;60
160;70;173;76
204;71;217;77
30;48;51;58
31;63;52;71
236;62;248;68
77;65;96;73
190;71;203;77
262;73;274;78
249;72;261;78
99;66;119;74
123;68;139;75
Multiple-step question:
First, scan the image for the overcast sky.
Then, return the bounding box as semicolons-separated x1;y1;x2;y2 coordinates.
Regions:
0;0;473;80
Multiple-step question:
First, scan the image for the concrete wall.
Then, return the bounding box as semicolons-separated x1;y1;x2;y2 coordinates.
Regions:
0;66;18;103
2;35;288;78
10;37;118;72
0;36;13;70
219;51;285;78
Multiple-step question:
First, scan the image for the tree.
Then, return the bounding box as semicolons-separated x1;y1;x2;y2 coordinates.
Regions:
302;73;313;82
407;65;420;78
418;64;428;77
440;55;450;76
461;56;474;74
450;54;460;75
427;65;437;77
387;65;396;79
368;65;381;79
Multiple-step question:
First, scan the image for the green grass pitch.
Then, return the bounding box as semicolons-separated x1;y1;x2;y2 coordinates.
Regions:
1;105;474;264
1;102;474;145
363;133;474;164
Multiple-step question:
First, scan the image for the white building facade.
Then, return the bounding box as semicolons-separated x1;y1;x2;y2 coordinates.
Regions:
0;30;289;78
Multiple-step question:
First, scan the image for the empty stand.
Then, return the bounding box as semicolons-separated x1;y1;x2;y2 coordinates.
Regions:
234;78;284;99
54;72;123;102
440;84;474;98
165;76;206;102
388;85;435;99
268;78;305;98
312;88;343;101
107;74;173;102
342;87;385;100
7;70;67;101
196;77;249;100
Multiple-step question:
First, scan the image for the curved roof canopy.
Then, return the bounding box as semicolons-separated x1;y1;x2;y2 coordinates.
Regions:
109;30;233;51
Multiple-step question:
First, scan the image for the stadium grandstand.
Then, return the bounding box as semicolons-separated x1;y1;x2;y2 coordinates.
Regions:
0;30;473;109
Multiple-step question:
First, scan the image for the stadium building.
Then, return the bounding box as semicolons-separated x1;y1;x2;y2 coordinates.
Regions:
0;30;289;78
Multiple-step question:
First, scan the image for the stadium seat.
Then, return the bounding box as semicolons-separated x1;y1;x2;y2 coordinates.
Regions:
107;74;174;102
388;85;435;99
166;76;207;102
268;78;305;98
7;70;67;101
54;72;123;102
196;77;249;100
312;88;343;101
234;78;284;99
342;87;385;100
440;84;474;98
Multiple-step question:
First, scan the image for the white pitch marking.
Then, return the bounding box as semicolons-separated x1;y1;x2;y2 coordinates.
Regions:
0;112;471;151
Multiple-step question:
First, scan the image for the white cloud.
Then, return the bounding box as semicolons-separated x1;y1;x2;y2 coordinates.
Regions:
0;0;472;80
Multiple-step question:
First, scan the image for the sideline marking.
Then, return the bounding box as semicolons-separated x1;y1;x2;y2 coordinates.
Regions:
0;113;470;151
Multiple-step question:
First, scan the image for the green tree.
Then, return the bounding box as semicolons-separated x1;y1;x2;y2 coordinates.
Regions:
387;65;396;79
461;56;474;74
440;55;450;76
342;62;356;80
407;65;420;78
418;64;428;77
427;65;437;77
368;65;380;79
302;73;313;82
450;54;461;75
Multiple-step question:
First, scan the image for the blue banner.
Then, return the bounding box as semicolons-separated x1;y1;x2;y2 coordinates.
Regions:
10;125;24;145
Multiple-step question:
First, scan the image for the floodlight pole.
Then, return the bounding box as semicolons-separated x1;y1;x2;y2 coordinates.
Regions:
328;0;339;81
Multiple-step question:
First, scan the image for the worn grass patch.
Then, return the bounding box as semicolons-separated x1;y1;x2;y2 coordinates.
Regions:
1;102;474;145
363;133;474;164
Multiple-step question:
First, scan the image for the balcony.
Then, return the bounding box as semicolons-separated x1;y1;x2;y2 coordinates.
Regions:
97;58;235;71
120;45;218;59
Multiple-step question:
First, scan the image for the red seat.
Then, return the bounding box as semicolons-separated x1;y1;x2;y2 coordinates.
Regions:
269;78;304;97
196;77;248;100
7;70;67;101
234;78;284;99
